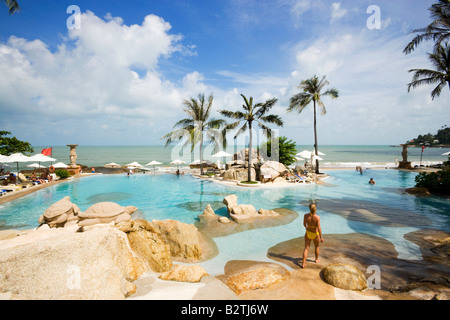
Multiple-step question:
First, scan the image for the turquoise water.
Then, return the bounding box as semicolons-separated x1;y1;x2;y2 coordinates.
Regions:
1;169;449;265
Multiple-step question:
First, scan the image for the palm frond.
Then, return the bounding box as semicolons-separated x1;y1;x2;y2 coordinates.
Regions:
259;114;284;127
2;0;20;15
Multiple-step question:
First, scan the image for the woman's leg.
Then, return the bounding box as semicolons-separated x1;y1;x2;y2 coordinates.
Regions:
302;234;311;268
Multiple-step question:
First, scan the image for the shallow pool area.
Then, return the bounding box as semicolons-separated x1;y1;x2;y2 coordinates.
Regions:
0;169;449;275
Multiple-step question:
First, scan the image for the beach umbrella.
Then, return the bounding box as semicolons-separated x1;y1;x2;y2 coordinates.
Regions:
2;153;33;174
104;162;121;168
53;162;68;168
27;163;46;169
170;159;186;170
29;154;57;169
442;151;450;156
146;161;162;173
126;162;143;168
0;154;10;163
212;151;232;169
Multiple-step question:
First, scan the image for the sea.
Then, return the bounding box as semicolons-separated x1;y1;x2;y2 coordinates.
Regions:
22;144;449;171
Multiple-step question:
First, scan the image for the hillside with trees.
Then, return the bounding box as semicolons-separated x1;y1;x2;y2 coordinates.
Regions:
407;126;450;147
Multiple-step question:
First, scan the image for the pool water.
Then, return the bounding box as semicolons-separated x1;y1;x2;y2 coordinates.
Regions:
0;170;449;274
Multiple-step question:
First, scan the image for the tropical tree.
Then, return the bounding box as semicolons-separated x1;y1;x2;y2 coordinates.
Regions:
219;94;283;182
404;0;450;55
0;131;33;155
162;94;225;175
260;136;297;167
1;0;20;14
408;42;450;99
288;75;339;174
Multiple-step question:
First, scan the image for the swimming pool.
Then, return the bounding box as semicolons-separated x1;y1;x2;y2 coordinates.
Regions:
0;169;449;272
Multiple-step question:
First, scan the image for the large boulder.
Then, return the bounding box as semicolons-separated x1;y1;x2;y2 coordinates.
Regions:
116;219;173;273
223;167;256;181
233;148;262;164
223;194;261;221
0;226;149;299
151;220;203;261
77;202;136;227
159;264;208;283
38;197;81;228
222;262;290;295
321;263;368;291
259;161;287;180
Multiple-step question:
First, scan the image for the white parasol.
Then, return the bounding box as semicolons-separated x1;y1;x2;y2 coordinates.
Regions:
211;151;232;169
146;161;163;173
170;159;186;170
104;162;121;168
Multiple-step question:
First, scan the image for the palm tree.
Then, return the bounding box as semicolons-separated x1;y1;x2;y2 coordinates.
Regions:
162;94;226;175
404;0;450;55
408;42;450;99
288;75;339;174
219;94;283;182
1;0;20;14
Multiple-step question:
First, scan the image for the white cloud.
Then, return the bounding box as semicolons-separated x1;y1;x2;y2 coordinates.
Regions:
0;11;204;145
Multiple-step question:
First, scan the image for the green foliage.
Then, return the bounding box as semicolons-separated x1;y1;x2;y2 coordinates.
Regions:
415;168;450;195
55;169;70;179
408;125;450;146
0;131;33;156
260;136;297;166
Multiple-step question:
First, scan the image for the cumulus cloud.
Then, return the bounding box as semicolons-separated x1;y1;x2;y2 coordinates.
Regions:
0;11;204;145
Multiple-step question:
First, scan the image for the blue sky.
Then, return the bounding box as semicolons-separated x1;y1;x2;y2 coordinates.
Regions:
0;0;448;147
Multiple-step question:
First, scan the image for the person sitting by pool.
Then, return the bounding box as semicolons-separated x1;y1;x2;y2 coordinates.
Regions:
92;167;95;173
369;178;376;185
2;173;17;186
31;172;45;184
302;203;323;268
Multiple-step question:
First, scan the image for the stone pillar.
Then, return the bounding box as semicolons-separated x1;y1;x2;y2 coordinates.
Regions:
66;144;81;175
398;144;412;169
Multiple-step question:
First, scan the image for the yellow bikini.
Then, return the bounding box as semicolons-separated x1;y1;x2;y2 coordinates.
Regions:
306;213;319;240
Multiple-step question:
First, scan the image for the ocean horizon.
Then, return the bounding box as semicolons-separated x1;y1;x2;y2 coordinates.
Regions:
19;144;450;171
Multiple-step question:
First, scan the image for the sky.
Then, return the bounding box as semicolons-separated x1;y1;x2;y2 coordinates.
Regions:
0;0;448;147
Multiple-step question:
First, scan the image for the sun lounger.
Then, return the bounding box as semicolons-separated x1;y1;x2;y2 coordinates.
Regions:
2;185;23;192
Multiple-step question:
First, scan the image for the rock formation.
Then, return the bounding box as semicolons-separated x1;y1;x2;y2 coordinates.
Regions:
321;263;368;291
38;196;81;228
38;197;135;229
77;202;136;227
222;194;278;221
152;219;203;262
0;226;149;299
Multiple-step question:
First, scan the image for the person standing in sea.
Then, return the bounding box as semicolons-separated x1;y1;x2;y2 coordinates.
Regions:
302;203;324;268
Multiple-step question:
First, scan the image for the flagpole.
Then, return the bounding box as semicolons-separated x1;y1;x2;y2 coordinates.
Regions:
420;146;425;166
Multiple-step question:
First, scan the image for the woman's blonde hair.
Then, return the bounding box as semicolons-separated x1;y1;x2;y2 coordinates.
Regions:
309;203;317;215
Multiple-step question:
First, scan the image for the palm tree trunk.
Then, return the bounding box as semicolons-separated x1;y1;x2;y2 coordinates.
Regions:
248;121;253;182
313;100;320;174
200;127;204;175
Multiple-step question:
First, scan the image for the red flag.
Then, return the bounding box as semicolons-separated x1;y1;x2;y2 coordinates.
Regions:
41;148;52;156
422;146;426;151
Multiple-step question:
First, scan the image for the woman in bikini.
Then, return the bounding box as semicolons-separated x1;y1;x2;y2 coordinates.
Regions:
302;203;324;268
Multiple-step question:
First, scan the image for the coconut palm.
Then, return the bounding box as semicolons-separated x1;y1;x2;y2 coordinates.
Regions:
1;0;20;14
162;94;226;175
408;42;450;99
288;75;339;174
219;94;283;182
404;0;450;55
